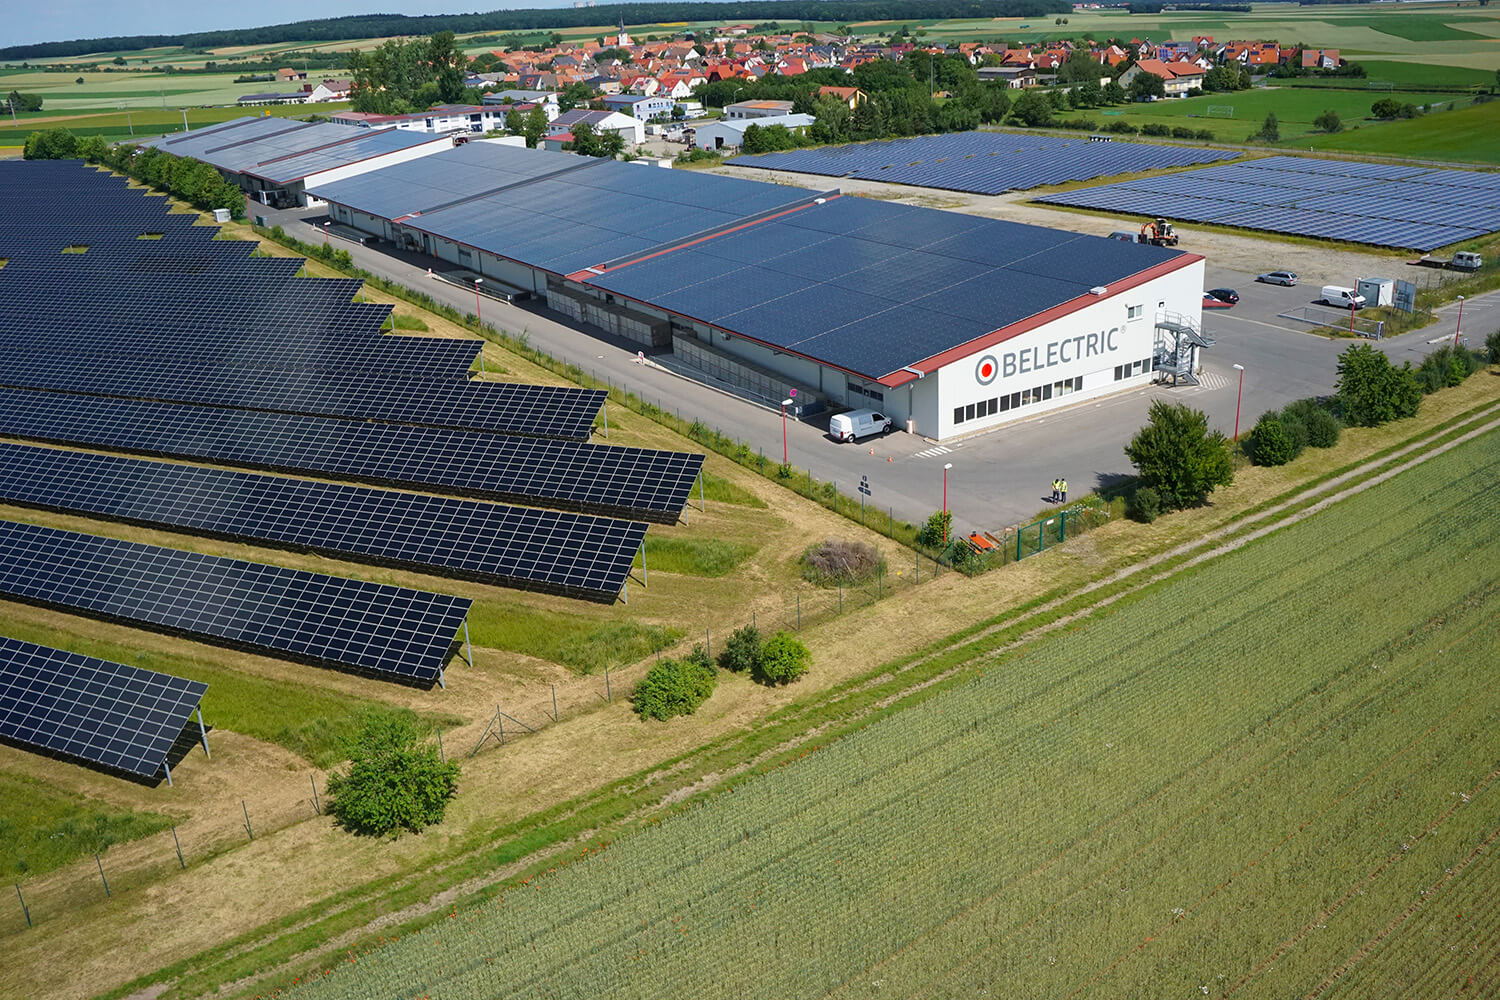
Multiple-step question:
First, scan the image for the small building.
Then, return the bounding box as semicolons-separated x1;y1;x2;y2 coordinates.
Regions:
276;67;307;81
307;79;351;103
977;66;1037;88
817;86;867;108
1119;59;1206;98
549;109;645;144
693;113;814;150
604;94;676;120
237;92;307;106
724;99;796;120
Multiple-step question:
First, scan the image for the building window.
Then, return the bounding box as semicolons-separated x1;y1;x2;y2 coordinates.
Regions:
849;383;885;403
457;248;472;263
1127;304;1144;320
952;379;1081;425
1114;358;1154;381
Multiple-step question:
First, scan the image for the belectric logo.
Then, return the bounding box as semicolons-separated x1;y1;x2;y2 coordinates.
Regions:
976;354;999;385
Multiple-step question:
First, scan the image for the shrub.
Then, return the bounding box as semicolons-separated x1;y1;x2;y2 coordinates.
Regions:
1313;109;1342;133
1487;329;1500;364
1171;126;1197;139
1194;128;1215;140
1123;401;1234;511
1128;485;1162;523
1140;123;1170;137
633;648;716;720
915;510;953;548
326;712;460;838
1335;344;1421;427
1247;412;1299;466
800;538;884;586
1415;344;1483;393
753;632;810;686
1283;398;1342;448
717;625;762;674
1106;119;1138;134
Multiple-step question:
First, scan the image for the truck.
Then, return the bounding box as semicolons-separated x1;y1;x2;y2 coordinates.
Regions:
1409;251;1483;272
1107;218;1179;247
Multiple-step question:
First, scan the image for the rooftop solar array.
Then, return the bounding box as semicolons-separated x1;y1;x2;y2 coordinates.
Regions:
0;519;472;683
0;443;646;602
0;635;207;781
732;131;1240;195
0;387;703;523
1037;155;1500;250
146;116;449;183
586;195;1186;381
309;143;823;275
0;355;605;440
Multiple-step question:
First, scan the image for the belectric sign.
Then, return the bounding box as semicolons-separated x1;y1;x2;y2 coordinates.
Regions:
976;328;1122;385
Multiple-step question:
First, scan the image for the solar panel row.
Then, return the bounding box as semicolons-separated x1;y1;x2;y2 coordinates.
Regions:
1037;154;1500;251
0;355;605;440
0;519;472;683
0;442;645;602
0;387;703;522
0;635;206;781
732;131;1240;196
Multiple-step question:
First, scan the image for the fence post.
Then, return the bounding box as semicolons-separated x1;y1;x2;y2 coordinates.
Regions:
605;667;611;703
242;800;253;841
838;581;842;613
310;775;322;815
552;683;559;722
705;628;711;659
878;565;883;599
15;884;30;928
171;826;185;869
1060;510;1068;542
95;854;110;898
915;548;919;582
436;730;445;763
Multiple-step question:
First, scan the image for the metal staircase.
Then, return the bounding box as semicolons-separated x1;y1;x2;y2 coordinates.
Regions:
1154;310;1214;387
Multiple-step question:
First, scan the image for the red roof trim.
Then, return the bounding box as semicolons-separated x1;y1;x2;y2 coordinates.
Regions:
874;253;1203;388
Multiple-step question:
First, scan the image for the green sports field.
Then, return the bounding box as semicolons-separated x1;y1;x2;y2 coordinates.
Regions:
277;424;1500;1000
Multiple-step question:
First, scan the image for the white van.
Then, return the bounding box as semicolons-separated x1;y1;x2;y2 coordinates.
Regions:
829;409;893;442
1451;251;1483;271
1319;285;1366;310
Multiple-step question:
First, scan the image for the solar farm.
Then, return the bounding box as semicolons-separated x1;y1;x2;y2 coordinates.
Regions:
0;159;707;788
730;131;1241;195
1037;154;1500;251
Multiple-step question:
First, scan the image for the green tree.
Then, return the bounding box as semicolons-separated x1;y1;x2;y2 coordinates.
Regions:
1246;412;1300;466
558;81;594;112
7;90;43;112
326;712;460;838
1010;89;1054;127
1313;109;1341;133
598;129;626;158
633;648;716;720
569;121;601;155
22;127;77;159
1102;80;1127;104
76;134;108;163
717;625;762;674
1128;71;1165;101
915;509;953;547
1056;53;1100;83
1252;112;1280;141
1075;80;1104;107
428;30;469;103
522;104;548;148
753;633;810;686
1123;401;1234;511
1334;343;1421;427
1371;97;1402;119
504;107;523;135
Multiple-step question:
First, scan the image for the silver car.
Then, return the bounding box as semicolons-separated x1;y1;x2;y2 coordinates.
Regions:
1256;270;1298;286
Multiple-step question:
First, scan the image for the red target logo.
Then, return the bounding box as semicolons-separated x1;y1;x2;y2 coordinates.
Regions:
975;354;998;385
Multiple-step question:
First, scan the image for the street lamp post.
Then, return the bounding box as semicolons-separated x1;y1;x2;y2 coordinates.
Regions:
942;462;953;542
780;398;794;467
1453;295;1465;347
474;278;484;328
1232;363;1246;444
323;221;330;246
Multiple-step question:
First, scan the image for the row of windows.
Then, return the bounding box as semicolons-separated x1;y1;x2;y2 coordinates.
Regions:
848;382;885;404
1114;357;1154;381
953;376;1084;426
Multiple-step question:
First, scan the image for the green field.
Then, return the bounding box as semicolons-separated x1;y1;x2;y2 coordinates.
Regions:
0;774;174;879
0;103;347;146
278;425;1500;999
1304;97;1500;163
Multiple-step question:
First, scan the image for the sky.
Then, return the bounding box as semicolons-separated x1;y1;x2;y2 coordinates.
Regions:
12;1;584;48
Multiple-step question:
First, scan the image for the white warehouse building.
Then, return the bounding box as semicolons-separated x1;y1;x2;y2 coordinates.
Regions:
310;143;1208;441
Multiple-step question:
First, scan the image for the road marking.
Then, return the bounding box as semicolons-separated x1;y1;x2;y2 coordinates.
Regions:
914;445;953;459
1211;313;1307;335
1195;370;1231;391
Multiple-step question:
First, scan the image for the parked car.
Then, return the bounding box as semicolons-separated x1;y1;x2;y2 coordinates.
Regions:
829;409;893;443
1256;270;1298;286
1202;293;1235;310
1319;285;1366;310
1206;288;1240;304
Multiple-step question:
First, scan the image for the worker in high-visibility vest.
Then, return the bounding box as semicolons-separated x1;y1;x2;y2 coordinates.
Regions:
1060;479;1068;503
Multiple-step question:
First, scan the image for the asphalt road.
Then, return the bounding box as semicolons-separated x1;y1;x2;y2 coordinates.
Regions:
262;204;1493;534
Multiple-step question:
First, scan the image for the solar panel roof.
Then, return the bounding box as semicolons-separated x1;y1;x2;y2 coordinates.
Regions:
732;131;1240;195
0;387;704;523
0;519;471;684
0;442;646;602
1037;154;1500;251
585;195;1187;381
144;117;447;182
0;635;207;781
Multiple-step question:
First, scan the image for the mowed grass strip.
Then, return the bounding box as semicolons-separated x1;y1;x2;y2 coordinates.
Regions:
273;432;1500;998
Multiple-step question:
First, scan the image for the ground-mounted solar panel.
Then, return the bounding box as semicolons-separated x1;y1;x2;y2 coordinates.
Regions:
0;635;206;782
1036;155;1500;250
0;356;604;441
0;520;471;684
0;443;646;602
0;387;703;523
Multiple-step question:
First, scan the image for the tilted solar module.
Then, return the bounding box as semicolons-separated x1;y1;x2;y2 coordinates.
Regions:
0;635;206;781
0;356;603;440
0;443;646;602
0;387;703;523
0;520;471;684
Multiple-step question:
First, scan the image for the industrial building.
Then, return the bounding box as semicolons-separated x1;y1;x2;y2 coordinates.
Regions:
311;143;1207;441
145;116;453;207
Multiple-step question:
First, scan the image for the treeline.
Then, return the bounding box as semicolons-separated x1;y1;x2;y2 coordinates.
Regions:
0;0;1067;61
22;129;245;219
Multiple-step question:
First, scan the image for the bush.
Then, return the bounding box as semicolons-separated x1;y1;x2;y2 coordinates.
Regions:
1140;123;1170;137
1282;398;1341;449
1128;485;1162;523
753;632;810;686
633;647;716;720
1415;344;1483;393
915;510;952;548
326;712;460;838
1171;126;1196;139
1247;412;1300;466
800;538;884;586
1194;129;1215;140
1123;401;1234;511
717;625;762;674
1335;343;1421;426
1105;119;1138;134
1487;329;1500;364
1313;109;1342;133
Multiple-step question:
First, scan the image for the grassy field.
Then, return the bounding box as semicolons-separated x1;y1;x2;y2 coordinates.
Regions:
0;774;175;879
274;423;1500;1000
1304;96;1500;163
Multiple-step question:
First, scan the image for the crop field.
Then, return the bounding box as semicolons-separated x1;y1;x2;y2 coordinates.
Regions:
279;427;1500;1000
